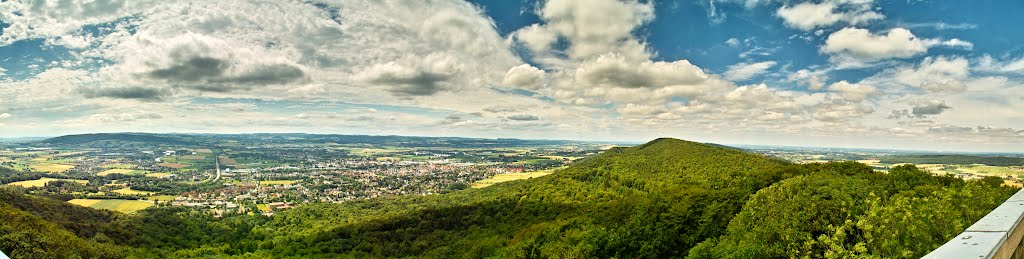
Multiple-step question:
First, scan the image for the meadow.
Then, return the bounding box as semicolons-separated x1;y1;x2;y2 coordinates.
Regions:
67;199;154;213
97;168;148;176
112;188;157;196
471;168;561;188
6;178;88;188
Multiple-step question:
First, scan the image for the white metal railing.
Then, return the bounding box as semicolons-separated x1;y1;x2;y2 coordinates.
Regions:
924;188;1024;258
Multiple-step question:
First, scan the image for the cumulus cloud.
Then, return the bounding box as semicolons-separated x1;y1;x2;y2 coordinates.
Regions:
502;64;546;90
912;100;951;116
723;61;777;81
524;0;655;61
355;54;457;96
821;27;927;66
0;113;11;119
776;1;883;31
827;81;876;102
893;56;969;93
789;68;828;90
574;53;709;89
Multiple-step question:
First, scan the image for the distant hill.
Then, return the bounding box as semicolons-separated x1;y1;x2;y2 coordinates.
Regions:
35;132;589;148
881;154;1024;166
41;133;192;146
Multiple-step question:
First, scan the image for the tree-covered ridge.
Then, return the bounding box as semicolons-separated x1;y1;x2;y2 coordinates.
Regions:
880;154;1024;166
0;138;1017;258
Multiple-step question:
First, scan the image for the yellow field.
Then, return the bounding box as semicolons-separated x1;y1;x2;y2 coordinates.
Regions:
260;180;297;185
145;172;173;178
6;178;88;188
179;155;207;160
29;163;74;173
539;155;581;161
472;168;560;188
112;188;156;196
68;199;154;213
195;149;213;153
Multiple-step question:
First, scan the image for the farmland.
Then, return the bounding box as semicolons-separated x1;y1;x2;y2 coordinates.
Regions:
6;178;88;188
472;168;561;188
67;199;155;213
112;188;157;196
97;168;147;176
157;162;188;168
145;172;174;178
29;163;74;172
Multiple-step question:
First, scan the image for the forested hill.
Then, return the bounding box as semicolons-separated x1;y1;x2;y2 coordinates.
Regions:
0;138;1016;258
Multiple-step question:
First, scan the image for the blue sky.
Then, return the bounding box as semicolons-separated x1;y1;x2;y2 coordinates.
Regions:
0;0;1023;151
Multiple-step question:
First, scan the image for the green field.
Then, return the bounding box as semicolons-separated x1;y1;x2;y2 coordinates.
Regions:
472;168;561;188
956;164;1024;176
145;172;174;178
6;178;88;188
29;163;74;173
67;199;154;213
97;168;148;176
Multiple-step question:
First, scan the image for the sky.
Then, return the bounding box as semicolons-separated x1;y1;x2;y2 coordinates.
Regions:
0;0;1023;152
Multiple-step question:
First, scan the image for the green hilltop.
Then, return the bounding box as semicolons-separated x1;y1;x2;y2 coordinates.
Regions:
0;138;1016;258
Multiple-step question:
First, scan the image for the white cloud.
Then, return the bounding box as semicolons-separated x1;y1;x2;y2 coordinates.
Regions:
894;56;969;93
814;101;874;122
724;38;740;47
775;1;883;31
0;113;11;119
827;80;876;102
514;0;654;61
502;64;546;90
911;99;951;116
924;38;973;50
789;68;828;90
821;27;927;66
977;55;1024;74
723;61;777;81
512;24;559;54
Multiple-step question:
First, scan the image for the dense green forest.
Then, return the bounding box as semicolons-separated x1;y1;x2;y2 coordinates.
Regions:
0;138;1016;258
880;154;1024;166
